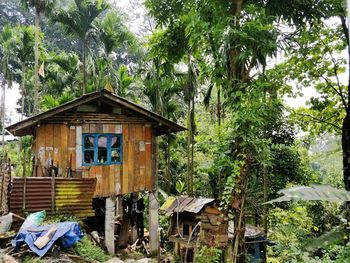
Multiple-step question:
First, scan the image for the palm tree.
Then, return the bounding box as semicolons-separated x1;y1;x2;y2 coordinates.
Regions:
183;56;199;196
0;25;14;87
43;51;81;97
141;60;182;194
21;0;55;115
14;25;35;118
96;11;136;93
51;0;109;94
0;25;15;149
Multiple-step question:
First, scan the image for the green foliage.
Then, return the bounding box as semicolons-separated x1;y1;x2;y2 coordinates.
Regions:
51;0;109;40
22;255;44;263
268;204;316;262
195;246;222;263
74;236;111;262
45;214;80;224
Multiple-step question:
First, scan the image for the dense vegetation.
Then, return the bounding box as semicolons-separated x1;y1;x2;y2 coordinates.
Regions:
0;0;350;262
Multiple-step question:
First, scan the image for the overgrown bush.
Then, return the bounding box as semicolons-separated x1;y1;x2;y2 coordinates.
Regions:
22;255;44;263
195;246;222;263
74;236;111;262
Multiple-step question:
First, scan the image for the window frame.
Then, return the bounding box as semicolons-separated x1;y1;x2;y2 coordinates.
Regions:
82;133;123;166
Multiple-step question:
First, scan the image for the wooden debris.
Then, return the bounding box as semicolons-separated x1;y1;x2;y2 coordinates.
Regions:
2;255;18;263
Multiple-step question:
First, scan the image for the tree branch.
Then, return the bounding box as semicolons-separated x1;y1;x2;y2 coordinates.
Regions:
319;38;347;109
319;75;348;110
294;112;342;131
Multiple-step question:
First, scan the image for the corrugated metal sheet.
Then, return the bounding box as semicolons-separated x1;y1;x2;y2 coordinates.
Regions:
10;178;52;216
0;164;11;213
160;196;215;214
9;177;96;219
55;178;96;218
228;222;264;239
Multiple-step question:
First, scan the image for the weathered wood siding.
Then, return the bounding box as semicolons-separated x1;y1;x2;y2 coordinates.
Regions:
34;122;153;197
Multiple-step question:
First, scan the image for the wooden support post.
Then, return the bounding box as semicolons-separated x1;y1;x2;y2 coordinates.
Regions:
116;196;123;218
149;191;159;257
131;193;138;243
105;197;115;255
51;176;55;216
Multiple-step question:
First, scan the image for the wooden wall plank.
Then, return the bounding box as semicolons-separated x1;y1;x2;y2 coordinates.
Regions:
82;123;89;133
140;125;146;191
36;125;46;177
45;124;54;170
89;124;96;133
127;124;135;194
102;165;110;195
133;141;140;192
115;165;121;195
68;126;76;172
95;166;103;197
75;126;82;172
60;125;68;177
150;132;156;191
116;124;122;134
53;124;61;176
96;124;103;133
145;125;152;190
135;124;143;140
122;124;129;194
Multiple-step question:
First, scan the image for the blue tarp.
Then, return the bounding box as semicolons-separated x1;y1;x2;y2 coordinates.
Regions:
12;222;83;257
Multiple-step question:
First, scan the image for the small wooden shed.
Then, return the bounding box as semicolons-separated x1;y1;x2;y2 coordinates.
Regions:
160;197;228;261
7;89;186;197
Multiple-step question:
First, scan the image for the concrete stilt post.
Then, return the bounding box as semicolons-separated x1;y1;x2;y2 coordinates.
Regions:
105;197;115;255
149;191;159;257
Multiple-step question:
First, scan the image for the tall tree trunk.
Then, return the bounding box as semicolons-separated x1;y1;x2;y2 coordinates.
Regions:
190;97;195;194
1;77;5;152
165;135;171;193
228;1;248;260
343;114;350;219
82;38;87;94
187;98;192;195
33;7;40;115
217;86;221;126
231;155;251;263
342;12;350;218
262;165;268;263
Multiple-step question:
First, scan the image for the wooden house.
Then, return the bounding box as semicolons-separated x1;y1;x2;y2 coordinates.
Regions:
6;89;186;254
7;89;185;197
160;197;229;262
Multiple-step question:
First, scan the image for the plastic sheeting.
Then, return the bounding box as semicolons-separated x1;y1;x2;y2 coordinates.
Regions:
12;222;83;257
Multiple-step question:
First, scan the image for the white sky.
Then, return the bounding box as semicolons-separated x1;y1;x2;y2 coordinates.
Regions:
5;83;21;125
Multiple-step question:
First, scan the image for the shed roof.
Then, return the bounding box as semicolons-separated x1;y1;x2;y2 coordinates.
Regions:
228;222;265;239
160;196;215;214
7;89;186;136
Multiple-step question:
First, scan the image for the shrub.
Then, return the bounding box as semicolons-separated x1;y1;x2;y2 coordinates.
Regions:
195;246;222;263
74;236;111;262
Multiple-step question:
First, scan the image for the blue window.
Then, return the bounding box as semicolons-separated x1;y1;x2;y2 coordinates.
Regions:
82;134;122;166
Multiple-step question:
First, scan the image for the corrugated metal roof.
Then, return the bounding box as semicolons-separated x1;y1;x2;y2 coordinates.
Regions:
160;196;215;214
228;222;264;239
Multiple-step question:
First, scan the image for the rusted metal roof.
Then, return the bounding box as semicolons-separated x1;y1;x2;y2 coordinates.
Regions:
228;222;265;239
160;196;215;214
7;89;186;136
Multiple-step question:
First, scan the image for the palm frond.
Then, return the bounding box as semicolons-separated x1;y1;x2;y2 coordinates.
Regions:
266;185;350;204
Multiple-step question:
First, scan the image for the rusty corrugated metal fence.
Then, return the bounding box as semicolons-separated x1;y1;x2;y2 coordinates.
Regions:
9;177;96;218
0;163;11;213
